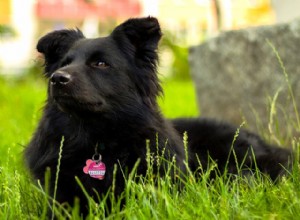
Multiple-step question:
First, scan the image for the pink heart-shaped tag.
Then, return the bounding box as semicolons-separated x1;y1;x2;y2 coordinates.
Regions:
83;159;106;180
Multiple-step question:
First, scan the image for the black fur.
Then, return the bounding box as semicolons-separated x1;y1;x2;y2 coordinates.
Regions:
172;118;291;179
25;17;292;213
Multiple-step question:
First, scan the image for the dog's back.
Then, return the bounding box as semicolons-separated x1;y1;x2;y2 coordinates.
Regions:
173;118;292;179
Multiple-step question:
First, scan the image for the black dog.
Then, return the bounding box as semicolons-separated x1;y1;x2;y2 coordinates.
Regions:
25;17;291;212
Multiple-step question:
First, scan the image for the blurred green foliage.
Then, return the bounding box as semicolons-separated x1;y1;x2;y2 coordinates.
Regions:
158;79;199;117
160;33;190;80
0;25;16;38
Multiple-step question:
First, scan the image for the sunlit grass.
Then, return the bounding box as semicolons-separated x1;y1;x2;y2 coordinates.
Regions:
0;76;299;219
158;79;199;118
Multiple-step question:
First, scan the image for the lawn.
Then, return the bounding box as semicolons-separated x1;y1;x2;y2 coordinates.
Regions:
0;76;299;219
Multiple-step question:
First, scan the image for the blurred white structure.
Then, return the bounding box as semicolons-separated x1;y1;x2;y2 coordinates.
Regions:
0;0;36;75
272;0;300;23
1;0;300;75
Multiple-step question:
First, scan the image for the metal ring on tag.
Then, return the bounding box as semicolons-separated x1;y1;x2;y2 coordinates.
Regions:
92;153;102;162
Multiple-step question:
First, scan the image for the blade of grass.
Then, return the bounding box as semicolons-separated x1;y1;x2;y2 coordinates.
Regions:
51;136;64;220
266;39;300;131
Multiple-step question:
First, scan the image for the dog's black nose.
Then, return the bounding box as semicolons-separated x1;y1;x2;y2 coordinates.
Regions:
50;71;71;85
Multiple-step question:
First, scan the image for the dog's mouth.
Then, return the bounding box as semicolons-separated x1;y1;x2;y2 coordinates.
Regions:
53;96;104;113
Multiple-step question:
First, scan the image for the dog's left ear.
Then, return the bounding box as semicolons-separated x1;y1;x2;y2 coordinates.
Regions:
111;17;162;65
111;17;163;108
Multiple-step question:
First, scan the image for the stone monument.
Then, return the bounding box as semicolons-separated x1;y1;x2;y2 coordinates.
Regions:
189;18;300;135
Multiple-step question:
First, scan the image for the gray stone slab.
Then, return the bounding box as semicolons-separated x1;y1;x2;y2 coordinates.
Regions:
189;18;300;133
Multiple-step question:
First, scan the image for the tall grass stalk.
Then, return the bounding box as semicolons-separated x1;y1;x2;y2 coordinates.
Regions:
51;136;65;220
183;131;189;165
266;39;300;131
268;88;282;145
225;121;246;176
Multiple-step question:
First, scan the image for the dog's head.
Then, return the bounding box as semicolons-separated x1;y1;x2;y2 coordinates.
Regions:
38;17;162;116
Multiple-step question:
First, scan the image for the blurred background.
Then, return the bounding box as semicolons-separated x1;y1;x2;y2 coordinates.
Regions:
1;0;300;78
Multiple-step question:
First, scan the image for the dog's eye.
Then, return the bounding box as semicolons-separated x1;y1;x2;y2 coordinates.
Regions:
92;61;110;68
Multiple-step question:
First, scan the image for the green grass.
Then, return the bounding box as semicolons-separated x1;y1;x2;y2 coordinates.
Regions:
0;76;299;219
158;79;199;118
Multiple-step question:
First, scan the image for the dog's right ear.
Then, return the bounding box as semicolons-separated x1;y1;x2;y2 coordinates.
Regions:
37;29;85;76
